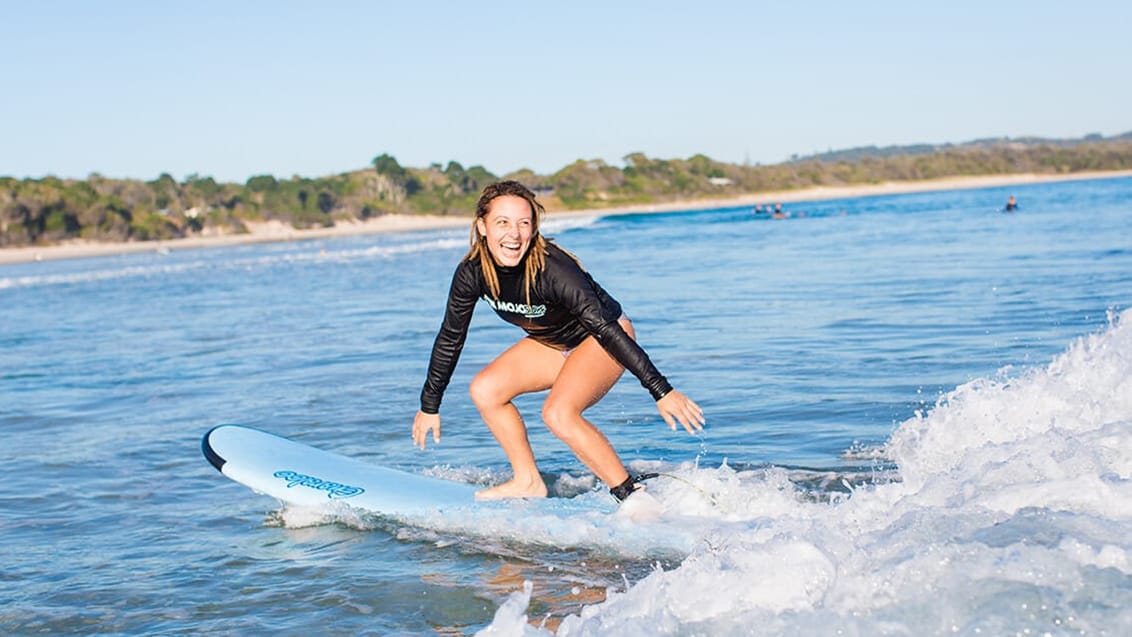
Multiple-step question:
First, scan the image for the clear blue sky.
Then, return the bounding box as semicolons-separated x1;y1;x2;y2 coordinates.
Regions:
3;1;1129;183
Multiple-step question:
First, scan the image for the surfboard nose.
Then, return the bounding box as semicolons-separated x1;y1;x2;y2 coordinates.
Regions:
201;425;232;472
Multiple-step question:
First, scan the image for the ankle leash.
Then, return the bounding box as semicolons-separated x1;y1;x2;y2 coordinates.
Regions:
609;472;660;502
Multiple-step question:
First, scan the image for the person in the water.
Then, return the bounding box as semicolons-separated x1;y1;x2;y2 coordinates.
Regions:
412;180;705;501
1004;196;1018;212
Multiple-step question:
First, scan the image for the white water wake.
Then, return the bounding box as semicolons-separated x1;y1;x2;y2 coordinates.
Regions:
480;309;1132;635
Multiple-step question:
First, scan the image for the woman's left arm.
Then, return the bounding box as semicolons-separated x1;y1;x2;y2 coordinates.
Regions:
551;256;704;431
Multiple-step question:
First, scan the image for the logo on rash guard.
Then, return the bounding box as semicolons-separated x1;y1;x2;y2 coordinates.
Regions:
484;296;547;319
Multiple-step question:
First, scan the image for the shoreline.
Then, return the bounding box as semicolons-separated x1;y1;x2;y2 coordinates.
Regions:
3;170;1129;266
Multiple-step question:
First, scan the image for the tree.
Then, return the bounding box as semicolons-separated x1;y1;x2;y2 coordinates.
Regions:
246;174;278;191
372;153;407;180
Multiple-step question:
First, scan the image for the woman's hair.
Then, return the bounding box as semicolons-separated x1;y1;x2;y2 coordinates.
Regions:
465;180;551;301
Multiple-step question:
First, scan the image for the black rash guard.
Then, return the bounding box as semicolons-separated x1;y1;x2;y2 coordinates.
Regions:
419;242;673;414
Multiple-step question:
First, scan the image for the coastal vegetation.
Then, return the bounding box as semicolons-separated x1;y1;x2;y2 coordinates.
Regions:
2;133;1130;247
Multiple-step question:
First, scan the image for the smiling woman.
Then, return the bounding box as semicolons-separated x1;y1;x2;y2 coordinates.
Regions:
476;195;533;267
411;180;705;502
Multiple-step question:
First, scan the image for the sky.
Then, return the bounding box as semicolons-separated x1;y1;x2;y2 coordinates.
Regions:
2;1;1130;184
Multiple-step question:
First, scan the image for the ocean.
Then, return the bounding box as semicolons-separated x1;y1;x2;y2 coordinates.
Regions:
2;175;1130;635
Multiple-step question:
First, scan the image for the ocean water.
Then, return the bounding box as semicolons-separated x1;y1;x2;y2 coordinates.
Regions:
2;175;1130;635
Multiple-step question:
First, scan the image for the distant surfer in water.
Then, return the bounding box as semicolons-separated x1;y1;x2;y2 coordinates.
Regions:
413;180;704;501
1004;195;1018;212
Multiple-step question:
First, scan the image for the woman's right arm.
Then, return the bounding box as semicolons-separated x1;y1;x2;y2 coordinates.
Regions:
414;263;479;450
419;262;479;415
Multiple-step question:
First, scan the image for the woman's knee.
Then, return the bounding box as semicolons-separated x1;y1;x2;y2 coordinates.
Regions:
468;371;508;409
541;398;583;440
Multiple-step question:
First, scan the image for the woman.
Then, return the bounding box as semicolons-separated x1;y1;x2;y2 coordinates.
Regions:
412;181;704;501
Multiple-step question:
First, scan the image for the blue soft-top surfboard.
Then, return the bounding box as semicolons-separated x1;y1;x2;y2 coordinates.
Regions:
201;424;617;519
203;424;481;517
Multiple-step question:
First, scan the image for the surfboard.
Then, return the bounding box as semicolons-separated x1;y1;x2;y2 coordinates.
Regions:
201;424;629;520
202;424;481;517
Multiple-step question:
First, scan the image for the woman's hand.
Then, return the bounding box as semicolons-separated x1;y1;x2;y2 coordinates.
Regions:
412;410;441;449
656;390;705;434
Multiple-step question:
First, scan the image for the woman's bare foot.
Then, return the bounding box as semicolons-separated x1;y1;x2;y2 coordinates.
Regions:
475;476;548;500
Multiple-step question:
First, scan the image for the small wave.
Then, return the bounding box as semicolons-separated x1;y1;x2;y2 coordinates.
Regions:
887;306;1132;498
481;309;1132;635
542;215;602;234
0;262;203;289
0;235;466;289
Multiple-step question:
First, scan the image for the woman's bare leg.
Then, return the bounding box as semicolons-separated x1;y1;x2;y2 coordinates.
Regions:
541;318;635;488
469;337;564;499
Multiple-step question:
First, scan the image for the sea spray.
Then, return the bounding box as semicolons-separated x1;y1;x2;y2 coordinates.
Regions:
484;309;1132;635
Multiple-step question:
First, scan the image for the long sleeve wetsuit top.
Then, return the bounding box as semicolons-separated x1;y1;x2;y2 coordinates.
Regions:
419;242;672;414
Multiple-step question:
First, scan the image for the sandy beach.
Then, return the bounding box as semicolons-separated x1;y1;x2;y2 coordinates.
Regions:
3;170;1128;266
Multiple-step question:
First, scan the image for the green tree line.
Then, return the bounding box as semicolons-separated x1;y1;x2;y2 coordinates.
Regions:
3;138;1131;247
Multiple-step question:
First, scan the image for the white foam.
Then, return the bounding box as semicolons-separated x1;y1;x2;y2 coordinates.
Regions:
477;309;1132;635
478;581;545;636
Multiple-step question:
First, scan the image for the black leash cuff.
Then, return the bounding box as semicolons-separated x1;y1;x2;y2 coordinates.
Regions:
609;472;660;502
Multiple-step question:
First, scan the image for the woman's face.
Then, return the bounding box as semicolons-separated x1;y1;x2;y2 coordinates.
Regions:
477;195;534;267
